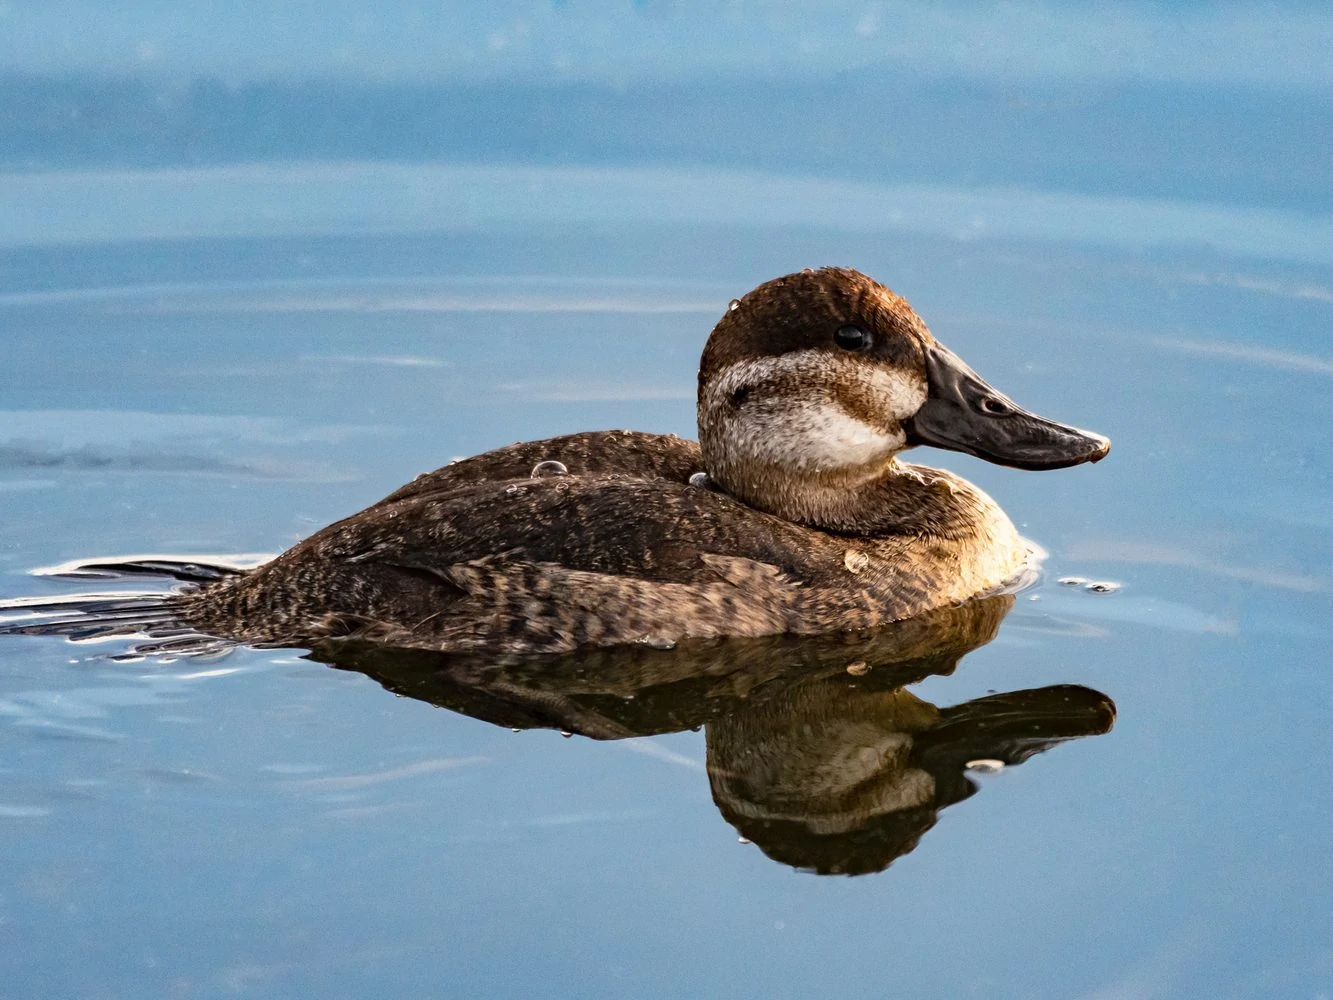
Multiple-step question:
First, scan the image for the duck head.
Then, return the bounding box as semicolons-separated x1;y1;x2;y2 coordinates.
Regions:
697;267;1109;524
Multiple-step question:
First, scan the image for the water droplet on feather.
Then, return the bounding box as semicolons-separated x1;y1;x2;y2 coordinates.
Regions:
530;460;568;478
843;549;870;574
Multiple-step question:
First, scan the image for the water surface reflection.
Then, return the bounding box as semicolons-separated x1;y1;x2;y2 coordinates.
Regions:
311;596;1113;874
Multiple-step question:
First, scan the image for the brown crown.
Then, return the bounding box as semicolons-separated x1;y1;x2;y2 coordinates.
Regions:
697;267;935;395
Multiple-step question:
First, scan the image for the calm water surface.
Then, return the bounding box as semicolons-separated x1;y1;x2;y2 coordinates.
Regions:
2;7;1333;999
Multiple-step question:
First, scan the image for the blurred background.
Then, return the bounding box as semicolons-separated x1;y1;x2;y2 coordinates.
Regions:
4;2;1329;244
2;4;1332;999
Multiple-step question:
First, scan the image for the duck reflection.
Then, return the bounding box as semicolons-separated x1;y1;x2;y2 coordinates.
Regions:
307;594;1113;875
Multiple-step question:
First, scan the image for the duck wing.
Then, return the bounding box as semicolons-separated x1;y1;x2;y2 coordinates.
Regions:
372;430;703;506
184;473;838;653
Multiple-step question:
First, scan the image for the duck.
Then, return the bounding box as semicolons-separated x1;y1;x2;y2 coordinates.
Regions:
168;266;1108;654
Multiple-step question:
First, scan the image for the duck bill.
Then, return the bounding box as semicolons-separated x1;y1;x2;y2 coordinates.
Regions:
904;343;1110;471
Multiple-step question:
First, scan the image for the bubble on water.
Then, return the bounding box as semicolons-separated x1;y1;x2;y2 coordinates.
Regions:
845;661;870;676
559;730;573;739
688;471;712;489
843;549;870;574
511;727;521;733
1028;594;1041;601
966;759;1006;774
504;484;524;495
728;299;741;312
530;460;568;478
1058;576;1088;587
737;836;751;845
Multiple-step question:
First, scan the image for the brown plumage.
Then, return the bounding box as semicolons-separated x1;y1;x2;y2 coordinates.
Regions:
176;267;1110;654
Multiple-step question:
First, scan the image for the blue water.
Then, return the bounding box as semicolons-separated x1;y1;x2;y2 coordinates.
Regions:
3;5;1333;998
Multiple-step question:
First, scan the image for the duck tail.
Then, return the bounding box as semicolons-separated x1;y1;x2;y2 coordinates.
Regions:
0;553;267;659
30;553;262;584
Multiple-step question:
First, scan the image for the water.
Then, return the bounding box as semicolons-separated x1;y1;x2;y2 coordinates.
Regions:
3;5;1333;998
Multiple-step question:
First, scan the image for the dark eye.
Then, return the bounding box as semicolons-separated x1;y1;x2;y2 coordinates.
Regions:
834;325;871;352
978;395;1013;416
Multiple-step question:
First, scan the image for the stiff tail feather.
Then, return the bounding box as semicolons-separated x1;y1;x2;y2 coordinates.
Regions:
0;553;270;660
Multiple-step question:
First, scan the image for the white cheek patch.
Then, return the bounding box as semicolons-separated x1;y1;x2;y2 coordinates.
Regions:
864;365;928;422
704;351;925;472
739;400;904;471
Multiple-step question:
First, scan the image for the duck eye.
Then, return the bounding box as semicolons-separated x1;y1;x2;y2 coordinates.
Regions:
978;396;1013;416
834;325;871;352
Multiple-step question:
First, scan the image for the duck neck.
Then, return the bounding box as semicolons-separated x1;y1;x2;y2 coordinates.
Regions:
727;458;1011;543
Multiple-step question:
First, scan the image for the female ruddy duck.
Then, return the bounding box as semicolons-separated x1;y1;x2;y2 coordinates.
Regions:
169;267;1108;654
